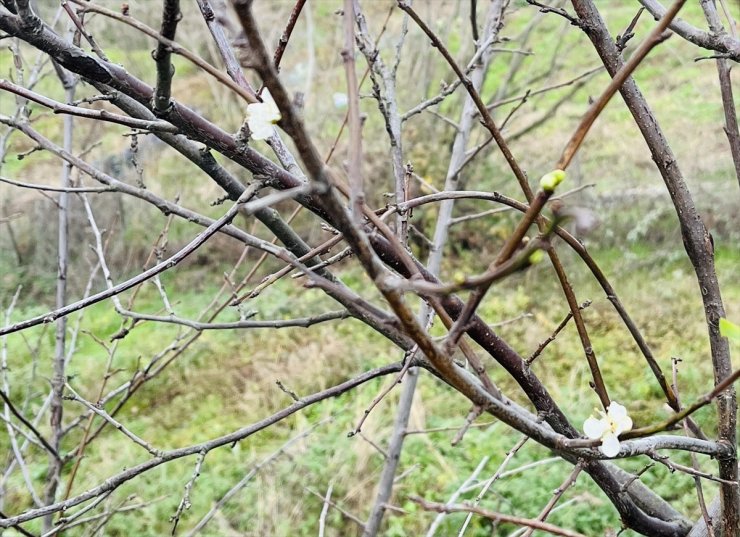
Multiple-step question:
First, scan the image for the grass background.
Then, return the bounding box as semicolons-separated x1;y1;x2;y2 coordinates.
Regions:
0;0;739;535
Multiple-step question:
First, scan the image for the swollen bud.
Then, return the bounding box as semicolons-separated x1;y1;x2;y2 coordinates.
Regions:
539;169;566;192
528;250;545;265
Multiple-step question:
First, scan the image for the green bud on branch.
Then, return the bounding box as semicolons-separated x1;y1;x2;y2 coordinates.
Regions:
539;169;566;192
528;250;545;265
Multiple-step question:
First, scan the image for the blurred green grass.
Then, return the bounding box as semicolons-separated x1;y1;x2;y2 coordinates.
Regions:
0;1;739;536
1;246;736;536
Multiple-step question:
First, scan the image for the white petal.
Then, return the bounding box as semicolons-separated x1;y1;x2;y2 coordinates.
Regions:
262;88;276;104
249;123;275;141
247;102;265;117
607;402;628;419
583;417;608;439
614;414;633;434
607;402;632;434
247;100;281;126
258;90;281;121
600;433;621;457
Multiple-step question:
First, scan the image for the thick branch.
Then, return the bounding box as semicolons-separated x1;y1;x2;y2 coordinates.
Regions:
639;0;740;61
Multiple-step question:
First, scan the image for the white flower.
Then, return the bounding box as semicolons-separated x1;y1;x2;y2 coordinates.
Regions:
583;401;633;457
246;89;281;141
332;92;348;109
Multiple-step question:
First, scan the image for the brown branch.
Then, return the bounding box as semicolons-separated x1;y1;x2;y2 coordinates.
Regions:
0;7;715;535
61;0;107;60
527;301;592;365
624;367;740;440
700;0;740;189
68;0;257;103
571;1;738;533
556;0;687;170
272;0;307;72
412;497;588;537
0;363;405;528
397;0;612;415
0;79;179;132
397;187;683;418
152;0;180;114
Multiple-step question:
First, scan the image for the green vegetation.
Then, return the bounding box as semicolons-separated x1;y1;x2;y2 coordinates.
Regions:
0;1;738;536
1;247;737;536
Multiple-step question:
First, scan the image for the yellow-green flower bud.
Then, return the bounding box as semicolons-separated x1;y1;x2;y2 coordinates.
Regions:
539;169;566;192
528;250;545;265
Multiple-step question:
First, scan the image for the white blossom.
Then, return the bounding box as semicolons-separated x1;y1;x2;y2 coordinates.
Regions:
332;92;348;109
583;401;633;457
246;90;281;140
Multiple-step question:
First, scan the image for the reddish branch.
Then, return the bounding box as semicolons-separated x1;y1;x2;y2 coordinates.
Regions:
272;0;307;72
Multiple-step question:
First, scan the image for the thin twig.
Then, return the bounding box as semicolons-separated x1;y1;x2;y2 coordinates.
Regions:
413;497;588;537
0;185;316;337
520;462;584;537
425;456;490;537
0;79;178;131
185;419;329;536
170;450;206;535
556;0;687;170
272;0;307;73
457;435;528;535
700;0;740;189
68;0;257;103
318;482;333;537
0;363;405;528
527;301;592;364
64;383;162;457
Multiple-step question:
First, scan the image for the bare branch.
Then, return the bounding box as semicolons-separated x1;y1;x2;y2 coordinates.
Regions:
639;0;740;61
700;0;740;189
556;0;687;170
0;80;178;132
0;362;406;528
64;383;162;457
272;0;307;73
152;0;181;114
68;0;257;104
571;2;739;533
0;183;298;337
413;497;588;537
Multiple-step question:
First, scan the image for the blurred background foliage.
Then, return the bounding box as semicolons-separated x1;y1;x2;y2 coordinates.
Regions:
0;0;738;535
